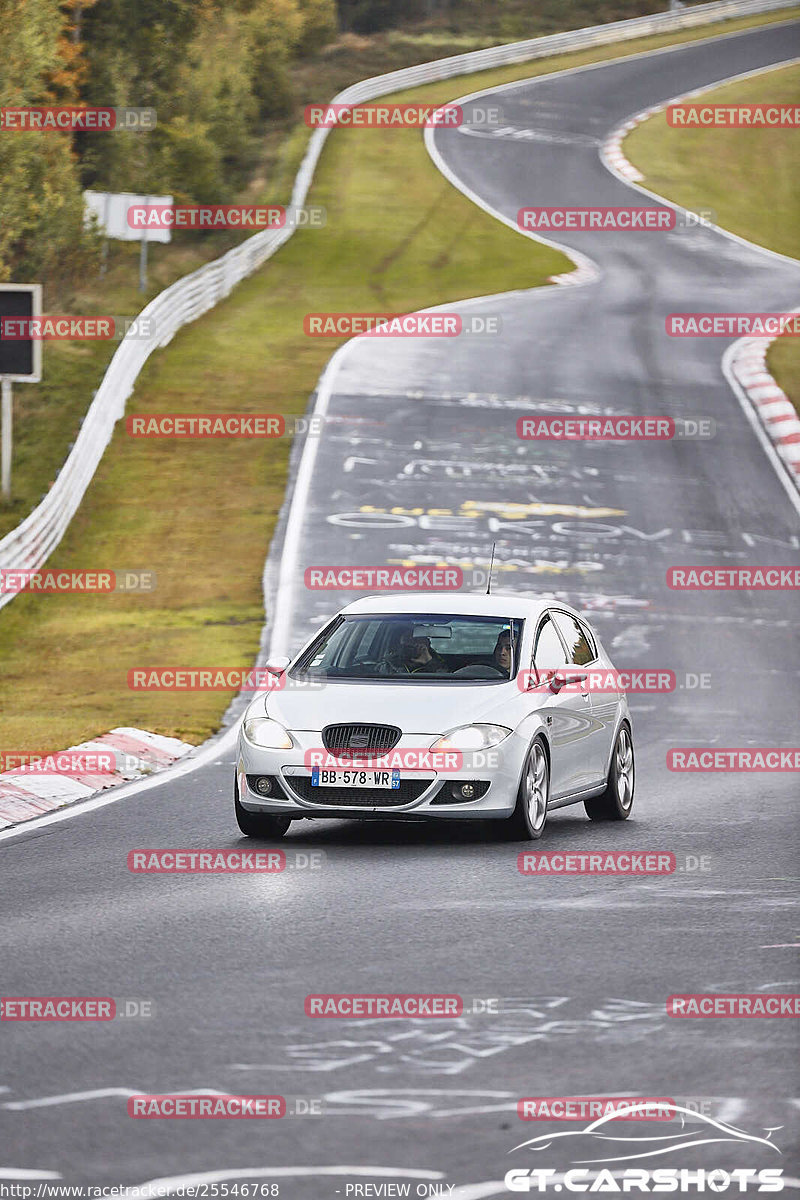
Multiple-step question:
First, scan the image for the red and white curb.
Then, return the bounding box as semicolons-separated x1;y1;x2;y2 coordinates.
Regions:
729;331;800;487
602;110;651;182
0;728;195;830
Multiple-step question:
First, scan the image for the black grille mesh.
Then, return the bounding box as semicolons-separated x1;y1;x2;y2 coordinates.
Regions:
321;723;401;756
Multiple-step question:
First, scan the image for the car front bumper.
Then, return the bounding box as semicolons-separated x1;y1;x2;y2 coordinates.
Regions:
236;727;530;820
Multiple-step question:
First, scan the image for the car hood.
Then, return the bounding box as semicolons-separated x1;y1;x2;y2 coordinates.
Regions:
263;678;516;734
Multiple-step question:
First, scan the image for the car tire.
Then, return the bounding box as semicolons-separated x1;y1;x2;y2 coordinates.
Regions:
234;777;292;839
584;724;634;821
506;738;550;841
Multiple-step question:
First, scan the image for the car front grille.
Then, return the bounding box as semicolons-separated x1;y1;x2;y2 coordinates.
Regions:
284;777;429;807
321;722;402;757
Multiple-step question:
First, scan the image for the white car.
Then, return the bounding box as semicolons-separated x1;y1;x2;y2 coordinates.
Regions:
235;593;634;841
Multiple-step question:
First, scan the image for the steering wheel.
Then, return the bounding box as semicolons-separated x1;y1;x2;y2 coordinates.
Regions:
451;664;505;679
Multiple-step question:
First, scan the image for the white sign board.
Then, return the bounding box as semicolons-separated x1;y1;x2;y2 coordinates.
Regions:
84;190;173;243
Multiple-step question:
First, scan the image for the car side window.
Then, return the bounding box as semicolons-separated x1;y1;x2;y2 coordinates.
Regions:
552;611;595;666
533;616;569;671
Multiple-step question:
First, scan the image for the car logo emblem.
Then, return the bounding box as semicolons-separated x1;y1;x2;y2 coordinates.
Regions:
349;734;370;747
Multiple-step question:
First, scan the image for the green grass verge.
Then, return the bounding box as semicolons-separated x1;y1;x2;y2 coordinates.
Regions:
2;7;798;754
766;336;800;418
624;60;800;415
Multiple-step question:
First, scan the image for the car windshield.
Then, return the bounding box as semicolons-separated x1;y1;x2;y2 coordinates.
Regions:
291;614;524;682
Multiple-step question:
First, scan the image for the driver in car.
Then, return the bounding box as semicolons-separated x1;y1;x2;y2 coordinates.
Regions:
403;636;449;674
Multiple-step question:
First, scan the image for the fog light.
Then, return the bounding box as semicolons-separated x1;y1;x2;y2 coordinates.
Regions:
255;776;272;796
459;782;476;800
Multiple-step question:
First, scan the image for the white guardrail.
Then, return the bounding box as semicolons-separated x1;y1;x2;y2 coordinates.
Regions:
0;0;795;609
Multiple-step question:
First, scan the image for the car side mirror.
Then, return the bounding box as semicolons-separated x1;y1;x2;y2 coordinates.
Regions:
265;655;291;675
549;670;587;693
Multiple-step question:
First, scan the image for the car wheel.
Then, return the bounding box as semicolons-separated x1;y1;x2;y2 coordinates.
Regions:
234;777;292;839
507;738;549;840
584;724;634;821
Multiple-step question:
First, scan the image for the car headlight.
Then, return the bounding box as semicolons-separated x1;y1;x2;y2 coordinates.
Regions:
430;724;512;752
243;717;294;749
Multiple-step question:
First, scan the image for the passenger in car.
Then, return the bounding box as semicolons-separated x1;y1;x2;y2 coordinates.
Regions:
492;630;512;677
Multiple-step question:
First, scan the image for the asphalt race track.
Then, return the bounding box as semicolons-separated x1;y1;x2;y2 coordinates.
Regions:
2;19;799;1196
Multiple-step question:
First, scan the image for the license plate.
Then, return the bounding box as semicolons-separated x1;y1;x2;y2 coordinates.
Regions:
311;768;401;789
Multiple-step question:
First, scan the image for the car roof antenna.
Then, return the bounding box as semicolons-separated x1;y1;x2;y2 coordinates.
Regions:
486;542;496;594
